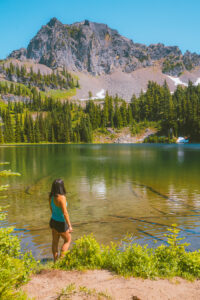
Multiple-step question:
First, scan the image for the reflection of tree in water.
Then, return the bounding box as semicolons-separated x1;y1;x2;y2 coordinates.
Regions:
1;144;200;257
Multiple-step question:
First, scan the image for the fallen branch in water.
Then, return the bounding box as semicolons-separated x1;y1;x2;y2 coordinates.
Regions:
137;228;167;244
109;215;199;234
14;218;128;232
132;181;199;212
151;206;169;215
13;213;200;235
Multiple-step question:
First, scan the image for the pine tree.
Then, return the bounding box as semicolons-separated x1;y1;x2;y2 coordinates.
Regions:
34;120;40;143
114;103;122;128
0;125;4;144
51;127;55;143
4;110;14;143
102;94;109;127
120;101;127;126
15;114;21;143
10;83;15;94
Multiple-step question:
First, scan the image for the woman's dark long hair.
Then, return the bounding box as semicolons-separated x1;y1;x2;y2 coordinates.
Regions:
50;179;66;198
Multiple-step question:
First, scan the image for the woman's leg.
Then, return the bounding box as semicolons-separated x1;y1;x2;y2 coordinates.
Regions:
52;228;60;262
60;230;71;258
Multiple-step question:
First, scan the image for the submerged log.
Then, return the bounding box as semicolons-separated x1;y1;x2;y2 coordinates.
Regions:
132;181;199;212
137;228;167;244
109;214;199;234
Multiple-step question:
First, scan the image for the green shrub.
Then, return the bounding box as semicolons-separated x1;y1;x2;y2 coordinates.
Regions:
144;135;176;144
0;164;37;299
131;121;158;136
56;234;103;270
55;226;200;280
162;59;183;74
0;253;28;300
0;207;37;299
0;226;21;257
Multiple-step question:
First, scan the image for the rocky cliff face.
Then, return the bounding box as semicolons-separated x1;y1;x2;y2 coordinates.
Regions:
9;18;200;76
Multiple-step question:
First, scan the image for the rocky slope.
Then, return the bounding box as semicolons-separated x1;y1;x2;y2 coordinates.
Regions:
93;127;157;144
9;18;200;77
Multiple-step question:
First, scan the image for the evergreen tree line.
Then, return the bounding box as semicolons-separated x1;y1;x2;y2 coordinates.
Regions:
0;82;70;111
131;81;200;139
2;63;79;90
85;81;200;140
0;80;200;143
0;81;33;98
0;101;93;144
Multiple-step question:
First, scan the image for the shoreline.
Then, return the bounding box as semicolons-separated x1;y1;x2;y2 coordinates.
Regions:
22;269;200;300
0;142;200;146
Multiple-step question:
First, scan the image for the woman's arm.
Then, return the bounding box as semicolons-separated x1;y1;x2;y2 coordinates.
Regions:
60;196;73;232
49;196;52;213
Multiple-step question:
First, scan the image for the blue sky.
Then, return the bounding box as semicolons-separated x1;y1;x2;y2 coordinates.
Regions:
0;0;200;59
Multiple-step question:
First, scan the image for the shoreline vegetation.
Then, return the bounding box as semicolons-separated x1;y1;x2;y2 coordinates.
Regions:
0;163;200;299
0;164;37;300
53;229;200;280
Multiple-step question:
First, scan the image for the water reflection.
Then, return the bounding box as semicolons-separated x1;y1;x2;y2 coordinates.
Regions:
177;148;185;163
0;144;200;258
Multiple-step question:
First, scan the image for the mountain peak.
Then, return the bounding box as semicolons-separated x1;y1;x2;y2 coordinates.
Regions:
84;19;90;26
47;17;62;28
8;18;200;76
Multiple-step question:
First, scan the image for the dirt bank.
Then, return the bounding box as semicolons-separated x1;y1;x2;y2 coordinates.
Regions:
93;127;156;144
22;269;200;300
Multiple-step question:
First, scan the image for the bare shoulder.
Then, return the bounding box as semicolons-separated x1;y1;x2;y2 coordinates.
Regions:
57;194;66;203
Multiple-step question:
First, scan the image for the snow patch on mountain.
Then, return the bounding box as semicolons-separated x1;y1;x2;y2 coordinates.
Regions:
96;89;105;99
80;89;105;101
167;76;188;86
194;78;200;86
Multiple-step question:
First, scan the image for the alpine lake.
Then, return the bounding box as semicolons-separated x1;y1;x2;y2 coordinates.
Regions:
0;144;200;259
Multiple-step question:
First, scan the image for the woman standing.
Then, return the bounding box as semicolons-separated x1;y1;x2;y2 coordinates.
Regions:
49;179;73;262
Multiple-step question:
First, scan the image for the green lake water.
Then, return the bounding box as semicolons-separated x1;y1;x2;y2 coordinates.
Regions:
0;144;200;258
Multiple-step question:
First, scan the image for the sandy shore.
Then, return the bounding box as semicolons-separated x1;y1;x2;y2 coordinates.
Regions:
22;269;200;300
